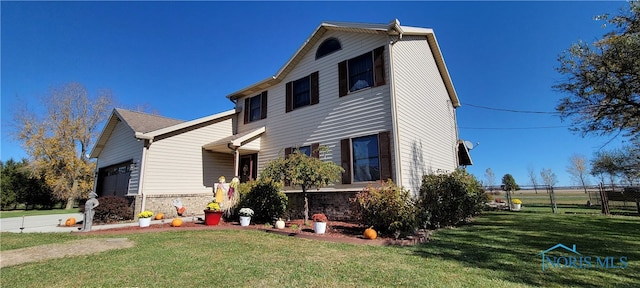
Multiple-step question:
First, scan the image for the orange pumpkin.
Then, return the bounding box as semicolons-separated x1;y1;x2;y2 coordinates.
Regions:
171;218;183;227
155;213;164;220
363;227;377;240
65;217;76;226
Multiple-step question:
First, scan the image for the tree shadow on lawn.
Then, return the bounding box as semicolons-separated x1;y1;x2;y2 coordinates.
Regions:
406;212;640;288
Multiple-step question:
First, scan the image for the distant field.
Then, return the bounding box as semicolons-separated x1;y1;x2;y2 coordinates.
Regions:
489;188;638;216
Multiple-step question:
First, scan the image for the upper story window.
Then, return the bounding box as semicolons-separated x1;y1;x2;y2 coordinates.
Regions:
286;71;319;112
244;91;267;124
338;46;386;97
316;38;342;59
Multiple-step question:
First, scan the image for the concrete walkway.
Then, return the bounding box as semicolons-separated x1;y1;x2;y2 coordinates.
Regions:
0;213;194;233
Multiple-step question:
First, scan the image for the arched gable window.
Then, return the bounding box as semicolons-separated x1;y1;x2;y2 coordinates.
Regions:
315;38;341;59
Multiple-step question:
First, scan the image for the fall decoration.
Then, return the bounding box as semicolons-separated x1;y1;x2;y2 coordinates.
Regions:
155;213;164;220
171;218;183;227
65;217;76;226
363;227;377;240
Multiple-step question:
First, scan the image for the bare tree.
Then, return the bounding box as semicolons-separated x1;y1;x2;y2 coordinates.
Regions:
484;168;496;192
12;82;113;209
540;168;559;213
527;164;539;194
540;168;558;188
567;154;590;194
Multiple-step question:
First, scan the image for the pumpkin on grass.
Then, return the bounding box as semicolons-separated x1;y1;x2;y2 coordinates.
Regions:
155;213;164;220
65;217;76;226
363;227;377;240
171;218;183;227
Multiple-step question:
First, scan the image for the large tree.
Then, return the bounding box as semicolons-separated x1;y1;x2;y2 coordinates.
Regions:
12;82;113;209
591;149;623;189
554;2;640;140
260;148;344;223
566;154;590;194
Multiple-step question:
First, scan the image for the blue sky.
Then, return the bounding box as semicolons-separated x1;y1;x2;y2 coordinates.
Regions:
1;1;631;187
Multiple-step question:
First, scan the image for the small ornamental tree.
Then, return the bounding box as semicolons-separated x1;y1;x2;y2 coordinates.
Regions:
501;174;520;211
260;148;343;223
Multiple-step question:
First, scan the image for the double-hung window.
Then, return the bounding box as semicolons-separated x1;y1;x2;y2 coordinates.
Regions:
286;72;319;112
338;46;386;97
351;135;380;182
243;91;267;124
340;131;392;184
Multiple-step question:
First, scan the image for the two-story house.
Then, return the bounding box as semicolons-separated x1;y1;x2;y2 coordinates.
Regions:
90;19;472;220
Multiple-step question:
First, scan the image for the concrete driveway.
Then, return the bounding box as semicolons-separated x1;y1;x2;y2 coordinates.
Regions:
1;213;84;233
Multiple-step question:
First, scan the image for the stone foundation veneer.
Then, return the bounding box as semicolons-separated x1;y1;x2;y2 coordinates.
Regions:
130;193;213;219
129;191;358;221
285;191;357;221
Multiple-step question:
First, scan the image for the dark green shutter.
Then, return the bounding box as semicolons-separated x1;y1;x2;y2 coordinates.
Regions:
311;142;320;158
374;46;386;87
338;60;348;97
261;91;268;119
378;131;392;181
341;138;351;184
243;98;250;124
310;71;319;105
286;82;292;113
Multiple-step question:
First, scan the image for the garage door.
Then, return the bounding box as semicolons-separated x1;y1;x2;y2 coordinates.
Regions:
97;162;131;198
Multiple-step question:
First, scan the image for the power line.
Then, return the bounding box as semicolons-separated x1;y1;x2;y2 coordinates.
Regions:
459;125;570;130
463;103;560;115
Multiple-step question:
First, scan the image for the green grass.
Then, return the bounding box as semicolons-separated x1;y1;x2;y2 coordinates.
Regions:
1;210;638;287
0;208;79;219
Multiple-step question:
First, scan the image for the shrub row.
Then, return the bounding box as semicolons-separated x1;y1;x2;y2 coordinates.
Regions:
350;169;486;235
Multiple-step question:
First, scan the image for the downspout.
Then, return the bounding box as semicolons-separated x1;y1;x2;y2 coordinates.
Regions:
388;24;404;191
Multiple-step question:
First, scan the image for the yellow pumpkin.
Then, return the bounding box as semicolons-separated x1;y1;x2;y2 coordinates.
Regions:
363;227;377;240
155;213;164;220
171;218;183;227
65;217;76;226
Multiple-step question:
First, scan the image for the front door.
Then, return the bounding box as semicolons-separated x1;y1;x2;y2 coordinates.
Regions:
239;154;257;183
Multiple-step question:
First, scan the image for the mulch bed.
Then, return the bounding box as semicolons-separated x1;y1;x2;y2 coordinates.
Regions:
79;219;427;246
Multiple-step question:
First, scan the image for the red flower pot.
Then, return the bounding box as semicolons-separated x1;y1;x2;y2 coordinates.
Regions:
203;210;223;226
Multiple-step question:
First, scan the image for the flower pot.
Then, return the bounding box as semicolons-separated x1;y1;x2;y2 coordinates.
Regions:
275;220;285;229
239;216;251;227
203;210;223;226
314;221;327;234
139;217;151;227
511;203;521;211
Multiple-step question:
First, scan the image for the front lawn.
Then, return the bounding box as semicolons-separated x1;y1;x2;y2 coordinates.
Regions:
1;211;638;287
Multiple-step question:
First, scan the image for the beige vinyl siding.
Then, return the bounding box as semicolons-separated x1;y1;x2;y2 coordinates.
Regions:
142;117;234;195
96;120;144;195
392;35;459;195
237;30;394;191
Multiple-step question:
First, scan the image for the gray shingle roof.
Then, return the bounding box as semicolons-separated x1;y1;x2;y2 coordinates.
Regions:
115;108;184;133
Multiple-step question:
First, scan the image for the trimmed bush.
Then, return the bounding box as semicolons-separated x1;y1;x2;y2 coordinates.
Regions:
419;169;486;229
236;179;287;224
350;181;419;237
80;196;132;224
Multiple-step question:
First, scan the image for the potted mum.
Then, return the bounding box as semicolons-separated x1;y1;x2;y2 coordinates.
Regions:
311;213;328;234
204;202;223;226
511;199;522;211
138;210;154;227
238;208;254;227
